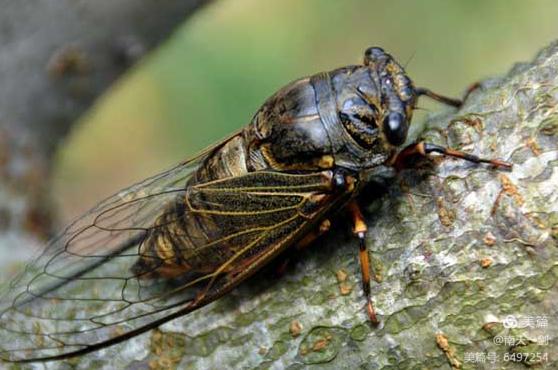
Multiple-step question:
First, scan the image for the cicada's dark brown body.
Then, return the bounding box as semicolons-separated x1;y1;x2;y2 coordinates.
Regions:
0;48;511;363
134;48;416;280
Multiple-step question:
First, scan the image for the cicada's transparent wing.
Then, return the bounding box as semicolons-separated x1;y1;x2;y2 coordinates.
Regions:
0;162;350;362
0;156;206;362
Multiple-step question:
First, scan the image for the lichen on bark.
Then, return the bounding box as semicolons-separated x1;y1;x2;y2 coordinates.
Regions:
9;42;558;369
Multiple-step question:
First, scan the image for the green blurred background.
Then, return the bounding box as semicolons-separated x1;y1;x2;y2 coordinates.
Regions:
52;0;558;221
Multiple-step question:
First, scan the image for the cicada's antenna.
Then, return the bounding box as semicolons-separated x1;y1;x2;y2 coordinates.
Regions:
403;50;417;69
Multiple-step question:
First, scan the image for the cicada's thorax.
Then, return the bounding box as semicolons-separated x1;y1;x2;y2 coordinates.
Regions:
190;53;417;180
134;51;418;279
183;49;418;183
243;61;417;173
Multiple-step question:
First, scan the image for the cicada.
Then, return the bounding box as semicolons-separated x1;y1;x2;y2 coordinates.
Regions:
0;47;511;362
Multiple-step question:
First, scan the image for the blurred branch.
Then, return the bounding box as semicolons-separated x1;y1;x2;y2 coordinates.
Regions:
0;0;209;254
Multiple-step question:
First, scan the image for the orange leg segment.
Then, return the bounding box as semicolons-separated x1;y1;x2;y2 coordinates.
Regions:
391;141;513;171
346;200;379;325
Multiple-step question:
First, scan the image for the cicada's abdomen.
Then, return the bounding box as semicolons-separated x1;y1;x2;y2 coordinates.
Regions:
132;135;254;279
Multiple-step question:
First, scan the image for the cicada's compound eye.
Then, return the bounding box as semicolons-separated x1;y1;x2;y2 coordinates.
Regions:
382;112;408;146
364;47;387;66
338;97;379;150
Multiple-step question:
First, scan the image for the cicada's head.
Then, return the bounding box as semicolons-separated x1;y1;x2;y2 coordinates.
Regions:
363;47;416;146
332;47;420;170
361;47;417;147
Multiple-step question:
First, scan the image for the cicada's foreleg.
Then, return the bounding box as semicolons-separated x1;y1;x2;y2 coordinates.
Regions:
346;200;379;325
461;81;482;102
420;143;512;168
416;81;483;109
415;87;463;108
392;141;512;171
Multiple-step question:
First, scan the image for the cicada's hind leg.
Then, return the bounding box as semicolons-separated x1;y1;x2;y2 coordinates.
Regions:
273;219;331;277
392;141;512;171
346;200;379;325
297;219;332;250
